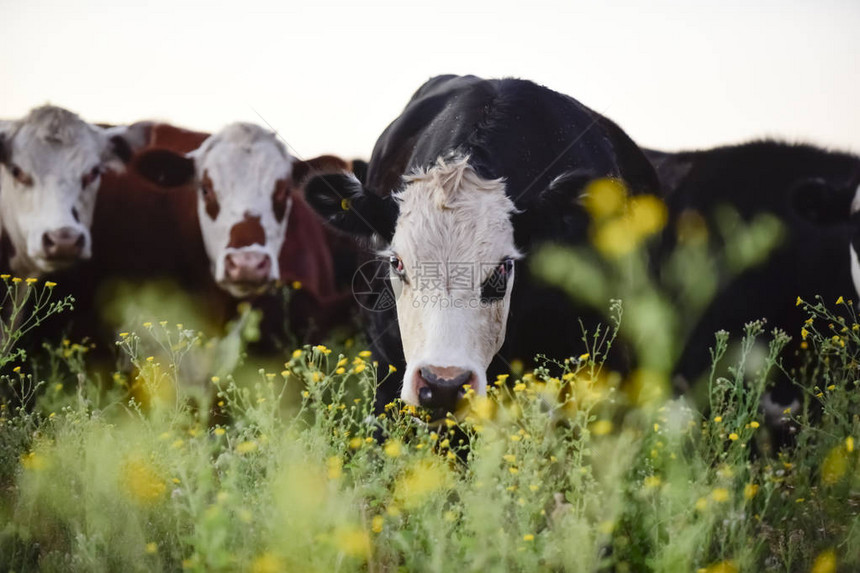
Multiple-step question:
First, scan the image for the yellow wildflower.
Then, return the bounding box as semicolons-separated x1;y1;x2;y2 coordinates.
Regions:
523;534;535;542
327;456;343;480
251;553;283;573
583;178;626;220
384;440;402;458
145;542;157;554
592;419;613;436
121;458;166;506
371;515;384;533
644;475;661;489
45;281;57;288
628;194;668;236
20;451;48;471
711;488;730;503
700;561;738;573
744;483;759;500
334;526;370;559
846;436;854;453
836;296;845;305
393;458;452;509
821;445;848;484
236;441;258;454
811;549;837;573
729;433;739;441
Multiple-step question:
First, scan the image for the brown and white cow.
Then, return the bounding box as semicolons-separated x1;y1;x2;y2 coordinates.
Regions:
0;105;150;277
85;122;359;344
131;122;352;302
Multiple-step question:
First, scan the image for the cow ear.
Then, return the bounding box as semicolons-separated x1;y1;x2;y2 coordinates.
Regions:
513;170;597;247
305;172;398;242
0;121;15;165
350;159;369;185
291;155;350;187
101;121;153;170
791;178;853;226
133;148;197;188
645;149;693;192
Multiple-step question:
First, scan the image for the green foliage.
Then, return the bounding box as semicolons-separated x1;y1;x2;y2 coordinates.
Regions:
0;276;74;371
0;190;856;572
0;296;857;572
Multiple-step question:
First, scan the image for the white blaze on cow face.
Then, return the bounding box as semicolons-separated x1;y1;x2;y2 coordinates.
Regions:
0;106;133;277
850;184;860;304
190;123;293;298
388;156;520;407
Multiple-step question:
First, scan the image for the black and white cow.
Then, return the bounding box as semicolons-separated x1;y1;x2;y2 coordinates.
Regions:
647;141;860;411
307;74;659;414
0;105;150;277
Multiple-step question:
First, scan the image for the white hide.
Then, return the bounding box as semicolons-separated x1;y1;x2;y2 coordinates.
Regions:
851;184;860;305
388;156;520;404
189;123;293;298
0;106;143;277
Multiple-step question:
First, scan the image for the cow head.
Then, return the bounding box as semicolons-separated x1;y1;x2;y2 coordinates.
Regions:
0;106;150;276
791;176;860;302
134;122;347;298
308;155;526;412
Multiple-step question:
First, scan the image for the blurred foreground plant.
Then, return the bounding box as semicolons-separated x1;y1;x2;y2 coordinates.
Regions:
531;178;784;404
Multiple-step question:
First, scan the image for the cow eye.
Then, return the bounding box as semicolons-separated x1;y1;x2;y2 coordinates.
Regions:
10;164;32;186
81;166;101;188
389;254;406;279
480;258;514;303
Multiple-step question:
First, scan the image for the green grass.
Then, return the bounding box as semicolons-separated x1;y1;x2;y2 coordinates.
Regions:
0;293;858;573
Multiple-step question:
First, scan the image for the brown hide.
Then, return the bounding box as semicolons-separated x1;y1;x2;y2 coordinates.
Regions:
94;123;356;341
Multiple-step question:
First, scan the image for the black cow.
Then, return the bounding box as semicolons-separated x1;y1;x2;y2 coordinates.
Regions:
647;141;860;415
307;74;659;414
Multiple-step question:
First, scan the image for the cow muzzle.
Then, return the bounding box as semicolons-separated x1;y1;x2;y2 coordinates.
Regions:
414;365;475;415
42;226;85;263
222;251;274;295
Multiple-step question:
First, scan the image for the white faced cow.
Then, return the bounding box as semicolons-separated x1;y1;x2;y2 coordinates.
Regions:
133;122;350;299
306;74;660;415
0;105;149;277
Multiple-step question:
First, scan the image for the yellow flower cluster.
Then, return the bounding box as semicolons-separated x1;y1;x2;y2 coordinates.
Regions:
583;178;668;258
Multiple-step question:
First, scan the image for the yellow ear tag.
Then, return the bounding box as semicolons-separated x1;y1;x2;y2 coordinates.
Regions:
341;198;351;211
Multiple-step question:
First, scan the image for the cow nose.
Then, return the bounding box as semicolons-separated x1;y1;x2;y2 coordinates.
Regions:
224;251;272;284
416;366;474;412
42;227;85;260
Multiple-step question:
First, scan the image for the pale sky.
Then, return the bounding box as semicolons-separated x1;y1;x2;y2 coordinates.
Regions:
1;0;858;160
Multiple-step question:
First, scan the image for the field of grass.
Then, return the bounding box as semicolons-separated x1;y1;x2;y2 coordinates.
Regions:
1;185;859;572
0;277;858;572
